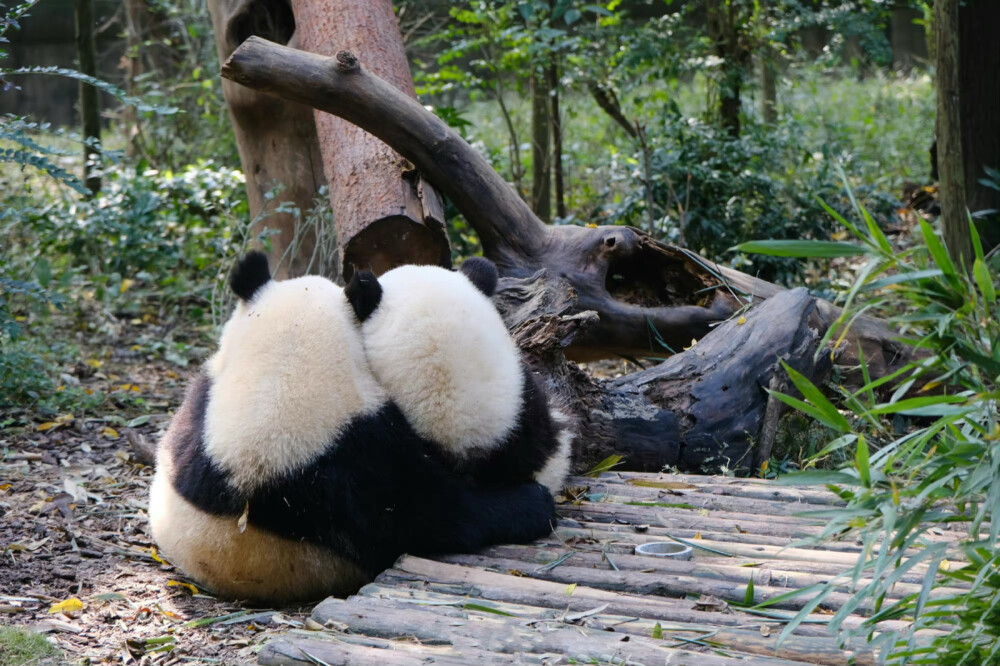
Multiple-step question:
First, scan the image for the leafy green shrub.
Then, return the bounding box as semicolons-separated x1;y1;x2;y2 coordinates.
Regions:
743;204;999;663
598;109;899;283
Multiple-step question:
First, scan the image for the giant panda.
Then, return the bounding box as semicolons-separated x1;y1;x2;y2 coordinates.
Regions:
345;257;574;496
148;252;556;604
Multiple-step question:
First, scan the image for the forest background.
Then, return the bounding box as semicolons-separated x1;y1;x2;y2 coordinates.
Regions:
1;0;999;663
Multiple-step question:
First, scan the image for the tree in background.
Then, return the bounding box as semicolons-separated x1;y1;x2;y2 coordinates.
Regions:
74;0;100;195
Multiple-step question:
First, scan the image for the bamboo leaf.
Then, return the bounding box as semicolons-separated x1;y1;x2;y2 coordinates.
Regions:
855;434;870;488
919;219;958;280
583;454;624;477
733;240;869;258
973;258;996;305
774;361;850;432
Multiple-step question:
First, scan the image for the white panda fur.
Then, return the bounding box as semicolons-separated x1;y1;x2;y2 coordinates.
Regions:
149;252;556;604
345;258;575;495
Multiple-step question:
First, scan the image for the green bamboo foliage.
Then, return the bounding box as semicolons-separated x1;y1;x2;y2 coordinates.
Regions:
739;188;1000;663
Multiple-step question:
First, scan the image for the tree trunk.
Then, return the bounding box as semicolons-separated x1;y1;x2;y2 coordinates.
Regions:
890;1;927;72
958;0;1000;250
123;0;144;158
221;39;921;472
74;0;101;197
288;0;448;280
935;0;971;265
549;60;565;220
530;69;552;222
206;0;326;279
706;0;748;138
760;55;777;125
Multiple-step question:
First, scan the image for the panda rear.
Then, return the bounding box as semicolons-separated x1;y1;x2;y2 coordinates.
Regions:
148;253;556;604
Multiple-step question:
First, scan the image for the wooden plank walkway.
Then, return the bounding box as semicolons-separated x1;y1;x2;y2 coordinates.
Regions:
258;472;958;665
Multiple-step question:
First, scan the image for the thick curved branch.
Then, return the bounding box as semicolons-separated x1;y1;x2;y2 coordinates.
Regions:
222;36;546;260
220;37;915;378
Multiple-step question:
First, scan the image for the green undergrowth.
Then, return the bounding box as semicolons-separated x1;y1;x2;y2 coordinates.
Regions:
0;627;63;666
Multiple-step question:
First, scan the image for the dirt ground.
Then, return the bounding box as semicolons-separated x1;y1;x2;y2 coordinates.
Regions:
1;359;312;665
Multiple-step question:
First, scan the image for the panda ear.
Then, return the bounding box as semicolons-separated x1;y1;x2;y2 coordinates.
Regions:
345;269;383;322
459;257;499;297
230;251;271;302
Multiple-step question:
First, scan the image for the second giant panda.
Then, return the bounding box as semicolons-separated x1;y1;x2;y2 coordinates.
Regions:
148;252;556;604
345;257;574;495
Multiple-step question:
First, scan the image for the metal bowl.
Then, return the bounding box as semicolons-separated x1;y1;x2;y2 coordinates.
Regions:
634;541;692;560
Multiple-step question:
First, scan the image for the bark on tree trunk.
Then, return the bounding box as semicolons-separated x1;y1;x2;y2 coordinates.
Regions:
221;38;920;472
706;0;749;138
288;0;449;279
549;60;566;220
760;55;777;125
206;0;325;279
935;0;971;265
530;70;552;222
123;0;144;158
958;0;1000;251
74;0;101;197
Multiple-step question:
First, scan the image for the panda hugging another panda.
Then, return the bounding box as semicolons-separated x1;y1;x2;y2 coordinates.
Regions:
149;252;574;604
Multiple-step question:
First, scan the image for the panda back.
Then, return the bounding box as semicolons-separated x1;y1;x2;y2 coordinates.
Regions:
362;265;523;455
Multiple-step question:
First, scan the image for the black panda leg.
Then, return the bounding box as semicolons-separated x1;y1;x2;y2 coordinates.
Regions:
409;481;556;555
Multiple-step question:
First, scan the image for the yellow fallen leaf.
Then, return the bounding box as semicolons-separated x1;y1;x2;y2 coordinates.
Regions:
85;359;102;368
737;316;747;325
760;460;769;473
49;597;84;614
56;385;65;392
165;371;179;379
0;483;11;491
120;279;134;293
130;344;141;351
14;315;27;322
694;532;702;540
150;547;167;565
102;427;120;439
565;583;577;595
167;580;199;595
36;422;59;432
683;338;697;350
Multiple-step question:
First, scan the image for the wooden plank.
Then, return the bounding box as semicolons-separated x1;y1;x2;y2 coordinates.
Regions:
558;519;867;553
574;474;847;506
553;527;963;569
430;553;862;611
384;557;934;637
487;541;941;583
259;629;520;665
353;583;875;666
558;503;965;546
465;544;969;593
311;595;815;665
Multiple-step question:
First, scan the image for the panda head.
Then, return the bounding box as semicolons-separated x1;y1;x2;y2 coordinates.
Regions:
344;258;522;455
345;256;499;323
204;251;385;490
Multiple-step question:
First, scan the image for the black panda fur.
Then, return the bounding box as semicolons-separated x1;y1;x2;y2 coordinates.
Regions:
149;252;555;604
